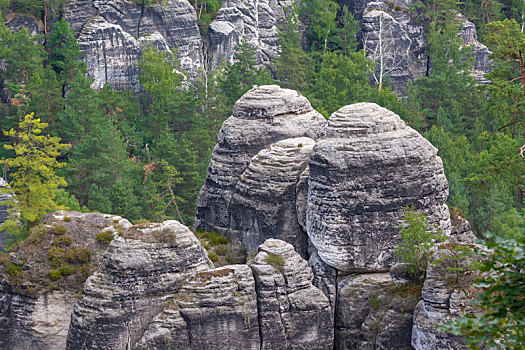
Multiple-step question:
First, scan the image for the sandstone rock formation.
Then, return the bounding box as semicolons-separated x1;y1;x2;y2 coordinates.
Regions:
208;0;292;70
411;242;483;350
307;102;451;272
0;178;12;251
134;265;260;350
194;85;327;236
459;14;492;84
335;273;420;350
0;211;130;350
66;220;212;350
64;0;203;90
249;239;334;349
229;137;315;258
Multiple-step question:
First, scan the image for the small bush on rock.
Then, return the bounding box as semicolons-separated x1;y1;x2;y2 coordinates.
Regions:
96;231;114;245
265;253;285;273
394;206;445;283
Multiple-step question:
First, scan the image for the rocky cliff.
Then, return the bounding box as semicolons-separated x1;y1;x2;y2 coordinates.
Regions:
0;211;131;350
0;178;12;251
0;88;483;349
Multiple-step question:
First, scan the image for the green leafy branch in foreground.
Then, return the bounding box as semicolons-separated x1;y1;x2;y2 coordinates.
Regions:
440;232;525;349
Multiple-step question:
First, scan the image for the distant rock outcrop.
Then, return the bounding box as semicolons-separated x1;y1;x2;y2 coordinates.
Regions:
66;221;212;350
307;102;451;272
249;239;334;349
63;0;203;91
194;85;327;237
207;0;292;70
0;178;12;251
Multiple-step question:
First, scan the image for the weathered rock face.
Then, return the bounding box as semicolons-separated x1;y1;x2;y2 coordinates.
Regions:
4;12;43;35
459;14;492;83
411;243;483;350
194;85;327;236
361;3;417;93
0;178;12;251
0;210;130;350
66;221;212;350
64;0;203;91
249;239;334;350
229;137;315;258
307;102;451;272
134;265;260;350
208;0;292;70
335;273;421;350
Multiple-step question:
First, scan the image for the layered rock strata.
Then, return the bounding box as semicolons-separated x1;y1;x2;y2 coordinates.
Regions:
134;265;260;350
64;0;203;90
335;273;420;350
194;85;327;236
0;178;12;251
307;102;451;272
249;239;334;349
411;242;483;350
229;137;315;258
66;221;213;350
208;0;292;69
0;211;131;350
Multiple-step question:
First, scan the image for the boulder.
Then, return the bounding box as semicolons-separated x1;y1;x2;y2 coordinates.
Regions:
335;273;420;350
66;221;212;350
0;210;131;350
307;102;451;272
411;243;483;350
249;239;333;349
194;85;327;236
134;265;260;350
229;137;315;258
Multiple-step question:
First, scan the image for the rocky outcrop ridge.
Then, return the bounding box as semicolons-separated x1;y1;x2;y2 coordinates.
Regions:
194;85;327;236
411;242;482;350
458;14;492;83
249;239;333;349
208;0;292;70
229;137;315;258
307;102;450;272
335;273;420;349
0;211;131;350
0;178;12;251
66;220;212;350
134;264;260;350
63;0;203;90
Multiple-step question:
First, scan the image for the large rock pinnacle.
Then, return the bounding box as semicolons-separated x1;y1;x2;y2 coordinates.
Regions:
307;102;451;272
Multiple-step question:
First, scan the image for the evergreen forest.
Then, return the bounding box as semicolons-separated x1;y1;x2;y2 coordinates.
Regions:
0;0;523;245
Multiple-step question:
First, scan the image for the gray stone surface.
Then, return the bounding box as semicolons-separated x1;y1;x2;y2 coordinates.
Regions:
134;265;260;350
458;14;492;84
412;244;483;350
66;220;212;350
0;178;12;251
229;137;315;258
207;0;292;70
249;239;333;350
335;273;420;350
307;103;451;272
64;0;202;90
0;210;130;350
194;85;327;236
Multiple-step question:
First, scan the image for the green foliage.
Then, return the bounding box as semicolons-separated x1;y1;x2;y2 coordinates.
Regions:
442;233;525;349
49;269;61;281
265;253;285;273
52;235;72;247
96;231;115;245
207;252;219;262
0;114;69;240
394;207;445;282
64;247;92;264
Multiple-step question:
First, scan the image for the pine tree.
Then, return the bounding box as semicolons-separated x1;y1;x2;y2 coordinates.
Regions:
0;113;69;239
